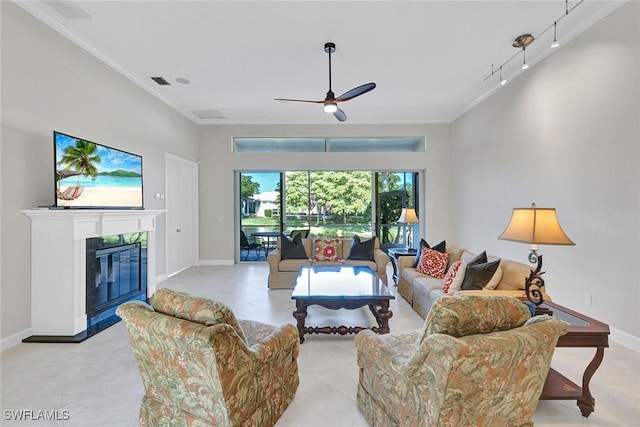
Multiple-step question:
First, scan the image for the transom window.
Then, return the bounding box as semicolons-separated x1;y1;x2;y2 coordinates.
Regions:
233;137;424;153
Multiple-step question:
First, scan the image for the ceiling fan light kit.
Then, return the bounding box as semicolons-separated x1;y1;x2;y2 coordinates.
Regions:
274;42;376;122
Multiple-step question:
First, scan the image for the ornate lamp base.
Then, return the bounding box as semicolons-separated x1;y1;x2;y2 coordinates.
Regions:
525;253;552;316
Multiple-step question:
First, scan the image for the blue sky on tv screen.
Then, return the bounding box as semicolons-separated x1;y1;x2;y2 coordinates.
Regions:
55;132;141;174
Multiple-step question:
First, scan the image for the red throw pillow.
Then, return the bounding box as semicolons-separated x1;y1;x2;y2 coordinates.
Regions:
415;247;450;278
441;260;464;294
313;238;341;261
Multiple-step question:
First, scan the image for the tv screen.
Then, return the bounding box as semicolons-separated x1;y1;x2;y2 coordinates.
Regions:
54;131;143;209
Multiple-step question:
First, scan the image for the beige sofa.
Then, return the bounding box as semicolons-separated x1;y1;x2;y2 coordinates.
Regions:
267;237;390;289
397;243;551;318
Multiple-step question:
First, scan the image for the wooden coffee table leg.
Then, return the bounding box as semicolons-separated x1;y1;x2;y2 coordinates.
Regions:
292;300;308;343
577;347;605;417
368;300;393;334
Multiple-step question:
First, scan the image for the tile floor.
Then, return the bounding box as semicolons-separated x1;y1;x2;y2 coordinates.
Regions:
2;264;639;426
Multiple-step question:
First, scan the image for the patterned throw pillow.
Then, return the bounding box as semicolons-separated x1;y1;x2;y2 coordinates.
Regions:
413;239;446;267
442;260;465;294
313;238;341;261
415;247;450;278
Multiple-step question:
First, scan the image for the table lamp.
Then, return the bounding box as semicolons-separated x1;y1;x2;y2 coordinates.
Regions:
397;208;419;252
498;203;574;315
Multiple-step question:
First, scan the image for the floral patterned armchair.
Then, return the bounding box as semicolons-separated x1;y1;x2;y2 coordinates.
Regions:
354;295;568;427
116;288;300;427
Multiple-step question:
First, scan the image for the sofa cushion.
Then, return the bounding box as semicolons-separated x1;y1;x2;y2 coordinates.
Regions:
461;249;478;264
445;244;466;268
313;238;341;261
484;260;504;290
415;247;449;278
413;239;446;267
413;276;444;292
281;233;308;259
279;258;312;272
496;259;534;290
461;258;501;290
401;267;427;284
442;260;465;294
347;235;375;261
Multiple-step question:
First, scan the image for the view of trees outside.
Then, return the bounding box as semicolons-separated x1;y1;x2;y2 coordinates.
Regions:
240;171;415;241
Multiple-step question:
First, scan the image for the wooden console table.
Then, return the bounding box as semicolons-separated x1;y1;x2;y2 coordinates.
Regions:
539;301;609;417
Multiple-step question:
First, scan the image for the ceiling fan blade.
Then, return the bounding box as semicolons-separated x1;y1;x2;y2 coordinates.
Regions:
333;108;347;122
274;98;323;104
335;82;376;102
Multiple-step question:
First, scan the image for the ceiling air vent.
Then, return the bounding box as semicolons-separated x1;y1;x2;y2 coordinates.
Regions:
193;110;225;120
151;77;170;85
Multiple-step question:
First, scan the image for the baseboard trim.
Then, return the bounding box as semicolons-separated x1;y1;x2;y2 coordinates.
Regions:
1;328;32;352
199;259;234;266
611;327;640;353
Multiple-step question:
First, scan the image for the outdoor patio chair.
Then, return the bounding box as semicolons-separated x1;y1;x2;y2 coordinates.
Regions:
241;230;263;260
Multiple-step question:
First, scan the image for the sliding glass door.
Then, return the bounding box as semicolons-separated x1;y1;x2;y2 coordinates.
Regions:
239;172;282;261
375;172;418;251
238;170;419;261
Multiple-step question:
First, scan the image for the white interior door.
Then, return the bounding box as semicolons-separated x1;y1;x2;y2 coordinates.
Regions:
165;154;198;276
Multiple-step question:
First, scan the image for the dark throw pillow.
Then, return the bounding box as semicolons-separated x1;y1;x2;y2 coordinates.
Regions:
280;233;308;259
413;239;446;268
461;258;501;290
467;250;488;266
348;235;375;261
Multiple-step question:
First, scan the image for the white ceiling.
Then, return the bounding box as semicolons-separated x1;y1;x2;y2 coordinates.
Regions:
17;1;624;125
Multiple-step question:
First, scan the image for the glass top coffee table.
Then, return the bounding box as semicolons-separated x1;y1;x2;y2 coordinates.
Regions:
291;266;395;343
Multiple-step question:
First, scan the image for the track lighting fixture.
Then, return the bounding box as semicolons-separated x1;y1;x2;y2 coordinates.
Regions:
551;21;560;48
521;47;530;70
483;0;582;85
513;34;534;70
500;66;506;86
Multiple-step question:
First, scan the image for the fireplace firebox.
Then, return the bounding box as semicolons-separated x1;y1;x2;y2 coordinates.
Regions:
85;234;147;335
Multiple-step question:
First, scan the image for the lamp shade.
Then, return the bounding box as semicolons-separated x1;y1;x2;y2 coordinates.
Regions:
498;204;574;245
397;208;419;224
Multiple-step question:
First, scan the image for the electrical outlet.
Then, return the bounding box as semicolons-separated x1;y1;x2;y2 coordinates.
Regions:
584;293;592;306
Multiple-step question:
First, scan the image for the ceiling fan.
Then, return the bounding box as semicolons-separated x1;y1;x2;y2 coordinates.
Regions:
275;42;376;122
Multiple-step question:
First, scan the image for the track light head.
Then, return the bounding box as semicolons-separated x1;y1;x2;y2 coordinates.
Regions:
551;22;560;48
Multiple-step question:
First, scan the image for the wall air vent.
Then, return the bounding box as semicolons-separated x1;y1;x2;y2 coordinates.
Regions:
151;77;170;85
193;110;225;119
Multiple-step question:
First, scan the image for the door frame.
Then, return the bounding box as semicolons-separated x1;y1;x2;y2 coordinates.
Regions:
165;153;199;276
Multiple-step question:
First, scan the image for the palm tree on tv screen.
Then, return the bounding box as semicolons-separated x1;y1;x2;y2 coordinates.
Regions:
57;140;101;191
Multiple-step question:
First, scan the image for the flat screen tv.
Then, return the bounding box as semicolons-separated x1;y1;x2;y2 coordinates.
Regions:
54;131;143;209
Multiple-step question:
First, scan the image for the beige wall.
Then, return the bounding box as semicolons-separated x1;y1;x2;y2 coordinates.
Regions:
197;124;452;262
1;3;200;342
450;2;640;342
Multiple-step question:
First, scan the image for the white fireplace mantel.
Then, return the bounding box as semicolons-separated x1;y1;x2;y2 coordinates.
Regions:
22;209;164;338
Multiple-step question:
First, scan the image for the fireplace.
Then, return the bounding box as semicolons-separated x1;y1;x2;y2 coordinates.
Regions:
22;209;163;343
86;233;147;335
